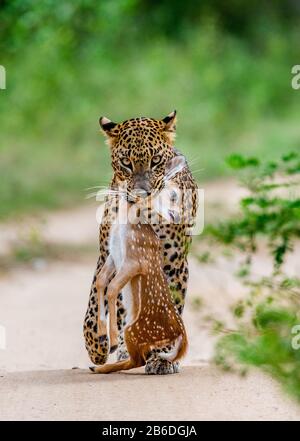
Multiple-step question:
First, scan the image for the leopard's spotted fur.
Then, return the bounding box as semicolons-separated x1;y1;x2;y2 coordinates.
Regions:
84;111;198;374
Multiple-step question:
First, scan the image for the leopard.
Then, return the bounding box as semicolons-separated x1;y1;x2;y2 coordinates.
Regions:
83;111;198;375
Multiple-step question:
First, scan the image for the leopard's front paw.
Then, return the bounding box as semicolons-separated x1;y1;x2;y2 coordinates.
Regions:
89;334;110;365
145;358;180;375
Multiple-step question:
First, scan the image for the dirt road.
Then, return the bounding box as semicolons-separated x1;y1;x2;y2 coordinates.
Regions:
0;180;299;420
2;367;299;421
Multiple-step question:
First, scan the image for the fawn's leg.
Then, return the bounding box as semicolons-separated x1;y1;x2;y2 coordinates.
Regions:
106;261;141;353
90;337;143;374
96;256;115;338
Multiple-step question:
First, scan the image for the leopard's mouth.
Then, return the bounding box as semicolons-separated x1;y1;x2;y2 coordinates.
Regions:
127;188;152;204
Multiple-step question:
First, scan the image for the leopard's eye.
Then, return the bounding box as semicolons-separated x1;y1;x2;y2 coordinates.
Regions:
151;155;161;167
120;157;132;169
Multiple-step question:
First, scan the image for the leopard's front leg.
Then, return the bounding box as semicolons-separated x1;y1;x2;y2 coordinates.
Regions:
84;256;110;365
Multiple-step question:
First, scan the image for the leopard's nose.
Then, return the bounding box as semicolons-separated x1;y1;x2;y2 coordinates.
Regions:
133;173;151;196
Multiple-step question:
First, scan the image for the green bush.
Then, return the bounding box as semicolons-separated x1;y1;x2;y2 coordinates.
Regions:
207;152;300;401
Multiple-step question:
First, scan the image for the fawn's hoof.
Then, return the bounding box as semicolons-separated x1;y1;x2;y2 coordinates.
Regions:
145;359;180;375
89;366;96;373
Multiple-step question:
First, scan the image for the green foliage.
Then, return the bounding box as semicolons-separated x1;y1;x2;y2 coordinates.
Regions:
208;152;300;401
1;2;300;218
216;305;300;399
208;152;300;268
191;296;204;311
196;251;213;264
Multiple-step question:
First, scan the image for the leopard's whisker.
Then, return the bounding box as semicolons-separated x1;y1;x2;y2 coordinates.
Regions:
86;189;124;200
190;167;204;176
188;157;200;166
85;185;111;191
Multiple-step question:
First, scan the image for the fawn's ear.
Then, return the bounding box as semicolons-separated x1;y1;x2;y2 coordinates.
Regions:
99;116;119;144
165;154;186;179
161;110;177;144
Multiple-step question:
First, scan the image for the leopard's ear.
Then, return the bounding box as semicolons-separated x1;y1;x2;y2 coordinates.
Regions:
162;110;177;144
99;117;119;144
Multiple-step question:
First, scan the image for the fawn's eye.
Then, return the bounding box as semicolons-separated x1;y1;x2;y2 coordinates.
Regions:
121;157;132;169
151;155;161;168
170;190;178;202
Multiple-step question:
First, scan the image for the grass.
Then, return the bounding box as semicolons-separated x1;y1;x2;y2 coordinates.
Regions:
0;24;299;219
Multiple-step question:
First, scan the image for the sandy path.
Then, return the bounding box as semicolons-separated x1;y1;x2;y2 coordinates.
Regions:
1;367;299;421
0;179;299;420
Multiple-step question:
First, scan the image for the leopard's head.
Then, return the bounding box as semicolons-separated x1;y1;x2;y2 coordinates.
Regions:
99;111;178;197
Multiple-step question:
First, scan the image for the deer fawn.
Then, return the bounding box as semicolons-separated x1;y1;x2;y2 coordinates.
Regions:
90;156;188;374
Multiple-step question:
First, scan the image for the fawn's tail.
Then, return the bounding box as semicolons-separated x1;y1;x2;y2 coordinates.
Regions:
159;327;188;363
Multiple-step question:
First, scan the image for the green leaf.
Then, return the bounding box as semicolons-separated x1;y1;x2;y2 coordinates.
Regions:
226;154;247;169
282;152;298;162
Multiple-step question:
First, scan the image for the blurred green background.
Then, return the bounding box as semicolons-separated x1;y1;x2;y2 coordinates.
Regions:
1;0;299;219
